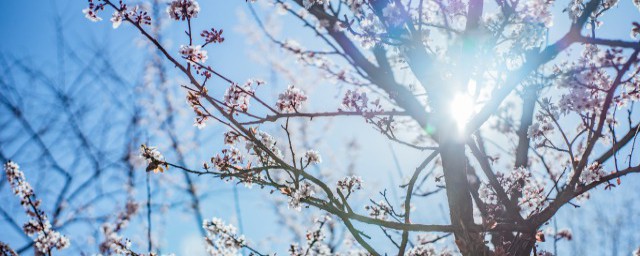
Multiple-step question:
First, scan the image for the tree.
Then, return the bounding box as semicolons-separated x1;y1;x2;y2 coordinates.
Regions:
3;0;640;255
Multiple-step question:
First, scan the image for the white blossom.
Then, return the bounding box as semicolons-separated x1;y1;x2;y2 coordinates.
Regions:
276;85;308;113
179;45;208;64
304;150;322;165
224;82;253;112
83;7;102;22
110;11;123;28
167;0;200;20
4;161;70;253
365;200;391;220
203;217;245;256
287;181;315;211
302;0;326;9
336;175;363;192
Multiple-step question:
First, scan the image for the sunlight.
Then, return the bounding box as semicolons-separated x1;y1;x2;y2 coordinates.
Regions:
450;86;477;133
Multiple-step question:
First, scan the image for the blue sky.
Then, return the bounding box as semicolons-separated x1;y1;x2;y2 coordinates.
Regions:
1;1;640;255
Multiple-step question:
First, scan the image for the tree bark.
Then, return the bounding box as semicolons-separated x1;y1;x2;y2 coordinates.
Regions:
439;128;490;255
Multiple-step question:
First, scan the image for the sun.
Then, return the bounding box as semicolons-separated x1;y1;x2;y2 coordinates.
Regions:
450;81;478;134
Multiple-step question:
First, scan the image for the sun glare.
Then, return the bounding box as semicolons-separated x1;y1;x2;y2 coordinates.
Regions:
450;93;476;133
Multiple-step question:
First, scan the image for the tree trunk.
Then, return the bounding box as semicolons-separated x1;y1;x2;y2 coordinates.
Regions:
439;131;490;255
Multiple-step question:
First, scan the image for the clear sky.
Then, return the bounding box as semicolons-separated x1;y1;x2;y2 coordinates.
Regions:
1;1;640;255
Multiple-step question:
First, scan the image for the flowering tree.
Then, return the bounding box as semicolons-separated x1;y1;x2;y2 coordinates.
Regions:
3;0;640;255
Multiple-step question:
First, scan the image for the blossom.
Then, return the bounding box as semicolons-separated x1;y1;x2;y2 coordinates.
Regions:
4;161;32;202
83;7;103;22
303;150;322;165
276;85;308;113
336;175;363;193
140;144;168;173
577;162;606;184
223;131;241;145
125;5;152;26
202;217;246;256
201;28;225;44
382;2;403;26
244;130;284;166
224;82;254;112
0;242;17;256
405;244;440;256
522;0;554;27
302;0;326;9
341;89;369;111
99;201;139;254
4;161;70;253
479;167;546;213
33;226;71;254
167;0;200;20
365;200;391;220
211;147;244;171
528;98;559;147
286;181;316;211
111;11;123;28
179;45;208;64
632;24;640;39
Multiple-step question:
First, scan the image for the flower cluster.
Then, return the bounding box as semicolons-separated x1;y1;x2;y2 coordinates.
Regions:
276;85;308;113
4;161;70;254
83;1;151;27
382;2;404;26
83;0;105;22
0;242;17;256
99;201;140;254
341;89;369;112
186;88;208;129
578;162;606;184
201;28;225;45
479;167;546;213
405;234;454;256
356;13;384;49
223;130;242;145
167;0;200;20
284;181;316;211
632;22;640;39
405;244;450;256
140;144;168;173
528;98;559;147
336;175;363;193
123;5;152;26
556;45;620;116
341;89;388;127
223;82;255;113
303;150;322;165
202;217;246;256
211;147;244;171
206;145;265;187
246;130;284;165
302;0;326;9
289;216;333;256
521;0;553;27
365;200;392;220
179;45;208;64
110;11;123;28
